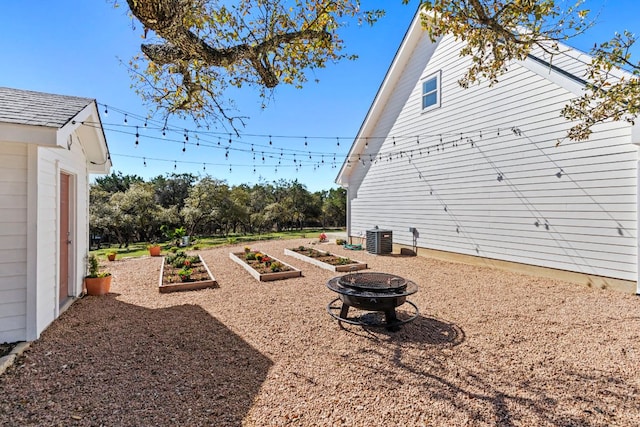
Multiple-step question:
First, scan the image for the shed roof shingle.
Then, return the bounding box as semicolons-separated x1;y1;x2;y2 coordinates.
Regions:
0;87;94;129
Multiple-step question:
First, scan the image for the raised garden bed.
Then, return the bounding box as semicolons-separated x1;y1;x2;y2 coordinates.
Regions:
284;246;367;272
159;252;217;293
230;250;302;282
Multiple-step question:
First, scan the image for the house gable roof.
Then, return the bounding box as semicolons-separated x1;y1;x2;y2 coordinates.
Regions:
335;9;429;187
0;87;93;128
0;87;111;173
335;9;637;186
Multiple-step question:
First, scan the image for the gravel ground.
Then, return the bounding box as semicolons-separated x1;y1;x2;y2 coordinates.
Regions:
1;238;639;426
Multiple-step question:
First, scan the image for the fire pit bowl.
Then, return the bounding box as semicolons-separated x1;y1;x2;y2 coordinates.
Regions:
326;272;419;330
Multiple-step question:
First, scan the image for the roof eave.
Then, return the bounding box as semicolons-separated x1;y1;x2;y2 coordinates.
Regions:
335;7;431;186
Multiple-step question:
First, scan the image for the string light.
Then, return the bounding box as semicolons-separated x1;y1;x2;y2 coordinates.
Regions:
135;126;139;146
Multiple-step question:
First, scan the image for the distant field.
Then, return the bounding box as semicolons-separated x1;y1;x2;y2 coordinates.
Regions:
90;229;345;260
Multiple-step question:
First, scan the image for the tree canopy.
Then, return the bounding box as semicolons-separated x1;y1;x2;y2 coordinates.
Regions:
90;172;346;246
121;1;638;141
414;0;639;141
121;0;383;128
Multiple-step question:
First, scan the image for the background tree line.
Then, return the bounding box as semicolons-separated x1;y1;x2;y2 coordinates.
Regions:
90;171;346;247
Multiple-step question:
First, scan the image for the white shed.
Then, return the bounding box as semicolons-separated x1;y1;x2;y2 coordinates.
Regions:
0;87;111;343
336;12;640;294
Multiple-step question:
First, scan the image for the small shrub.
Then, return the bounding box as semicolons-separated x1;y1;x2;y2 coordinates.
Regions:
178;267;192;281
192;245;200;250
245;252;257;261
270;261;284;272
336;239;347;245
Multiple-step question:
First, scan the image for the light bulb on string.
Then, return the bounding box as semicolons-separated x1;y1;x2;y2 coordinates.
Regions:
217;137;221;146
304;136;307;147
393;136;396;146
135;126;139;146
144;119;147;128
269;135;272;145
104;105;108;116
124;114;128;124
229;166;232;173
174;161;177;170
143;157;146;167
196;135;200;146
228;133;232;145
336;137;340;147
365;138;368;149
203;163;206;171
162;127;166;138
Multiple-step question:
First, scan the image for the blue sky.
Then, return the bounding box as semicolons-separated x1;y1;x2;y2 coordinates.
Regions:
1;1;638;192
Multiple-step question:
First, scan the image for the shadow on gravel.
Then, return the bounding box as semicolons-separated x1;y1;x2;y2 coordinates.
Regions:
340;314;465;347
0;295;272;426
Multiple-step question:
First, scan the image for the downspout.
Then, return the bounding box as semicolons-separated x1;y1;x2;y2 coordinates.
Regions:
344;185;352;244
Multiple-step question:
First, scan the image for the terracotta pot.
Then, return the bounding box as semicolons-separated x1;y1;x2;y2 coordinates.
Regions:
149;245;161;257
84;276;112;296
107;253;116;261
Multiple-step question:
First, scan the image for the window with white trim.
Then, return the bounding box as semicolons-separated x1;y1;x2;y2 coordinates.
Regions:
421;71;441;112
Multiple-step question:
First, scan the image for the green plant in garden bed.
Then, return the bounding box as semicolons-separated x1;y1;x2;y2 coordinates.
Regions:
237;249;294;274
162;253;208;283
289;246;355;266
284;246;367;272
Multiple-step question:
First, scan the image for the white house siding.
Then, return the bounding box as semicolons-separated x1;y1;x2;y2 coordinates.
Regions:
34;140;90;338
348;34;637;281
0;142;28;343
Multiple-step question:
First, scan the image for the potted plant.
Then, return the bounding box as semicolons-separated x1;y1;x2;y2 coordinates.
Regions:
84;254;112;296
107;251;117;262
148;243;162;257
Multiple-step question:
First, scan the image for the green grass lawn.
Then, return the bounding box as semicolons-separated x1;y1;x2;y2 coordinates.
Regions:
90;229;344;260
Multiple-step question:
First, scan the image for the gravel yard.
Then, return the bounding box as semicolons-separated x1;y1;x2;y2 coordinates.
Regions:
1;238;639;426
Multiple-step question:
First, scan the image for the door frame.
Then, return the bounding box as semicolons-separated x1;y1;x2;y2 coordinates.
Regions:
58;170;76;310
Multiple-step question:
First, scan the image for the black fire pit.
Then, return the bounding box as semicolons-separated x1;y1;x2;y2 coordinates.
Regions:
326;272;419;330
